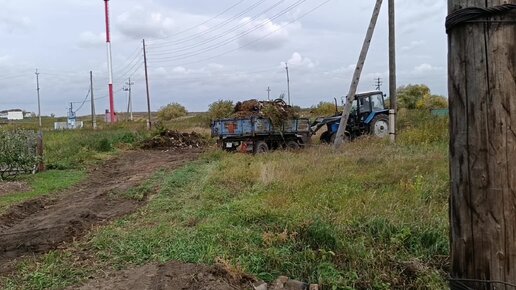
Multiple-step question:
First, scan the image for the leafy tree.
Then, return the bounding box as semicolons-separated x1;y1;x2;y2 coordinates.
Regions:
208;100;234;120
157;103;188;121
416;94;448;110
312;101;338;116
397;84;431;109
396;84;448;110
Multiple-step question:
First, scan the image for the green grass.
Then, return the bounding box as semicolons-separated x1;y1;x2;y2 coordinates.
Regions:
1;110;451;290
0;170;85;214
43;128;149;170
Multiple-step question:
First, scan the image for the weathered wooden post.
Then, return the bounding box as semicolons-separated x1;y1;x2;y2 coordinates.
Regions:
447;1;516;289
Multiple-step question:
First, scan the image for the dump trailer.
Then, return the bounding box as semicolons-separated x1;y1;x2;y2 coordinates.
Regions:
211;117;312;153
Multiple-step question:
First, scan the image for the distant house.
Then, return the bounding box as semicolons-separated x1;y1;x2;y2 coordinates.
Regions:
0;109;24;121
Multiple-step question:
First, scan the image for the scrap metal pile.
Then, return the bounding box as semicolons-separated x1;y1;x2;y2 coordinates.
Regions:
141;130;207;150
233;99;299;126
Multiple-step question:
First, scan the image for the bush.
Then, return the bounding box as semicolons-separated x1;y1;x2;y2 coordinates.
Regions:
208;100;234;120
398;110;449;145
0;130;39;179
157;103;188;121
311;102;338;117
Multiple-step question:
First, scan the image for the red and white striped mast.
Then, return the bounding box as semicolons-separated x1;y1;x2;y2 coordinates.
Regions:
104;0;116;123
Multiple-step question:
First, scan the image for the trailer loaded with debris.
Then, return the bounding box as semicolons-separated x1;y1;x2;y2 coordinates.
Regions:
211;99;311;153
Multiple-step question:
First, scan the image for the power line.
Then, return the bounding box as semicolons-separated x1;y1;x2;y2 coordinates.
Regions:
148;0;287;55
149;0;308;63
115;59;144;84
150;0;333;68
114;45;143;75
148;0;247;42
149;0;268;48
72;88;91;114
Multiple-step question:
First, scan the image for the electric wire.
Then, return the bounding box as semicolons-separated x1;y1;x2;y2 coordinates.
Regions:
148;0;307;62
114;45;143;75
148;0;287;55
71;88;92;114
150;0;332;67
149;0;247;41
148;0;268;48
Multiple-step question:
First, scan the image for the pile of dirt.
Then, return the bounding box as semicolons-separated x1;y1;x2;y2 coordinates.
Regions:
0;181;31;197
141;131;208;150
233;99;299;126
71;261;255;290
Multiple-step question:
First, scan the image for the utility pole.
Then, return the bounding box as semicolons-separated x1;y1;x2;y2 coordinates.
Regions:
388;0;397;143
285;62;291;106
143;39;152;129
124;78;134;121
35;68;44;172
267;86;271;101
35;69;42;128
90;71;97;129
448;1;516;289
104;0;116;123
334;0;384;148
375;77;382;91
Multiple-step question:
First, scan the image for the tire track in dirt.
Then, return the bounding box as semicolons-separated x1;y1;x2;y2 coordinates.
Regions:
0;149;201;273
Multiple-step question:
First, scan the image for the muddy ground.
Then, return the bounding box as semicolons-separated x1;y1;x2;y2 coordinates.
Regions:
0;149;201;273
71;261;254;290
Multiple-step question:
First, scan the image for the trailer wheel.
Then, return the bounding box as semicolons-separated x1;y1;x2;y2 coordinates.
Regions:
286;141;301;150
255;141;269;154
370;115;389;138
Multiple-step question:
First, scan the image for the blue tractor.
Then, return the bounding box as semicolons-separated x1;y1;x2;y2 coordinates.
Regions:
312;91;390;143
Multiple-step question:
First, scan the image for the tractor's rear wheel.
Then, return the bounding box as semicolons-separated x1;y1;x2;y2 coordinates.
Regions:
254;141;269;154
370;115;389;138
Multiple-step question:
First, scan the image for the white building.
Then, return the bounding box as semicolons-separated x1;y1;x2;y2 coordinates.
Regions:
0;109;24;120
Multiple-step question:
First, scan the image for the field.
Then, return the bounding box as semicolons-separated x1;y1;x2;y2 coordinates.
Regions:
0;110;450;289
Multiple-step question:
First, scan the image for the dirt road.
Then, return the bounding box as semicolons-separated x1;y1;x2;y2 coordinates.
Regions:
0;149;201;273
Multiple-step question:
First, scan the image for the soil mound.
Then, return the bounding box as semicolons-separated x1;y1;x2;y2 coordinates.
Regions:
141;131;208;150
73;261;255;290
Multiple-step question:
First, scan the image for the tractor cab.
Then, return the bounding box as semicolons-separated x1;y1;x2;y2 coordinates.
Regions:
313;91;390;143
349;91;388;131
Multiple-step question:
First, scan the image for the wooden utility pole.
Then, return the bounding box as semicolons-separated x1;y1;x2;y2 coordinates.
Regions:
334;0;384;148
267;86;271;101
143;39;152;129
388;0;397;143
35;69;44;172
285;62;291;106
90;71;97;129
448;1;516;289
35;69;42;128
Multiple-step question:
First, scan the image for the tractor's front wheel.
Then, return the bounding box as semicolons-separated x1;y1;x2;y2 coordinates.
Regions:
370;115;389;138
320;131;332;144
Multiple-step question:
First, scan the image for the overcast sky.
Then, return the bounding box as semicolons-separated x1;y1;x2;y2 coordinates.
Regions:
0;0;447;116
